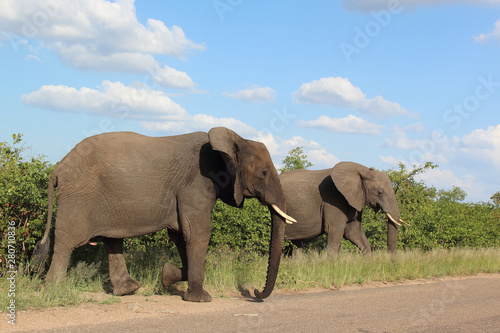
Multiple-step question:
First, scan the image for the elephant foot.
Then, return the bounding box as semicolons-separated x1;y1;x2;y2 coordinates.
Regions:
113;278;141;296
162;263;183;289
183;287;212;302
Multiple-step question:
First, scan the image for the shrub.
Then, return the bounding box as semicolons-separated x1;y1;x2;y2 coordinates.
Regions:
210;198;273;254
0;134;54;272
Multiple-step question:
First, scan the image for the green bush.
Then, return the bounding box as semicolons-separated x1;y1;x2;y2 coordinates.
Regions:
0;134;54;272
210;198;273;254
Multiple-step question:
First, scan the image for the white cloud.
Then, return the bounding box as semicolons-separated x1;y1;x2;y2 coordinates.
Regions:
307;149;341;168
405;122;425;133
278;136;340;168
0;31;8;44
299;115;385;135
379;155;402;167
293;77;411;117
223;85;276;103
22;81;186;120
474;20;500;44
0;0;204;76
281;136;321;149
341;0;500;12
416;168;486;202
380;124;500;201
461;124;500;168
57;48;159;72
141;113;258;137
293;77;365;107
379;154;490;202
416;168;476;193
152;65;196;89
382;126;457;164
384;124;500;170
26;54;41;62
383;126;419;150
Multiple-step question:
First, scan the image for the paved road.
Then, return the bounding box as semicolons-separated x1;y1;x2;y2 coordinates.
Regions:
27;276;500;332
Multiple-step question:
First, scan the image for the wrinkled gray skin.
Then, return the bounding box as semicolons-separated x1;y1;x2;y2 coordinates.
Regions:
33;127;289;302
283;162;401;255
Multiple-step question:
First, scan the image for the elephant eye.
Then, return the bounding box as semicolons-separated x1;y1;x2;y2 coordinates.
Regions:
262;170;269;179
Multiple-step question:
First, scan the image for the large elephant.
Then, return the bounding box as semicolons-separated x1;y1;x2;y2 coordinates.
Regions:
282;162;407;255
33;127;295;302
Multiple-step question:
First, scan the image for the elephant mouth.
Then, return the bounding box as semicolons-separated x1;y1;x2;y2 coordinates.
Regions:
271;204;297;225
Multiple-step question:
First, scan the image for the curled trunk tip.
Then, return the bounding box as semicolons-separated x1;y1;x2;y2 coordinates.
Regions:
254;287;271;299
254;204;288;299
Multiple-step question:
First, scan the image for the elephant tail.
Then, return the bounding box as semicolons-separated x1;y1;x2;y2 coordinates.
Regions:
32;173;57;268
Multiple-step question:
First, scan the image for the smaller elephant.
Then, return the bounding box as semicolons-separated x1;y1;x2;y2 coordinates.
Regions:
282;162;408;255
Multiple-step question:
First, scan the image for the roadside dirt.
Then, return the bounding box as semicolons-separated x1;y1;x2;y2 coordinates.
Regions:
2;273;499;332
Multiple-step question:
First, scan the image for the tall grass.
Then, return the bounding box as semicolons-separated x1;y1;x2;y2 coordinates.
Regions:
1;248;499;311
204;247;500;293
0;262;104;310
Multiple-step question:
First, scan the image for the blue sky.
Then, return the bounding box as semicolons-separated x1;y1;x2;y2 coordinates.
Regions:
1;0;500;203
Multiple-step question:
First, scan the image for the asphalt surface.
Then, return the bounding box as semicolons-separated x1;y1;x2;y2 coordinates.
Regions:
19;276;500;332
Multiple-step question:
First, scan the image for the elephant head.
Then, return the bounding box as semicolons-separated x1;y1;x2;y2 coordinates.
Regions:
208;127;295;298
331;162;406;252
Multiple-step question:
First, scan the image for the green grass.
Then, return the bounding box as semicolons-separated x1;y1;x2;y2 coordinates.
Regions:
274;248;500;290
204;247;500;294
1;247;499;311
0;262;105;310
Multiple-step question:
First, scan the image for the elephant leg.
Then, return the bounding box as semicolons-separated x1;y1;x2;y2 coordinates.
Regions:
162;229;188;289
46;243;72;282
183;228;212;302
325;226;343;256
46;227;79;282
163;226;212;302
103;238;141;296
173;193;214;302
344;220;371;255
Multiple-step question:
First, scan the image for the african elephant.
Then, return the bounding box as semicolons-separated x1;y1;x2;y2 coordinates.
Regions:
282;162;407;255
33;127;295;302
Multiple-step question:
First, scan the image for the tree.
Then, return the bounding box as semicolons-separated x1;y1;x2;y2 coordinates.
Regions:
490;192;500;208
438;186;467;202
0;134;54;272
279;147;313;173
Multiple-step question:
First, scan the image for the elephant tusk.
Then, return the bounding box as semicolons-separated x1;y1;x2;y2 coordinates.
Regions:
386;213;402;227
399;218;411;226
271;204;297;224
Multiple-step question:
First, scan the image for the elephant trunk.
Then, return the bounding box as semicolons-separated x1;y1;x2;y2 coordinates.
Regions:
386;205;400;252
383;189;402;253
254;204;287;299
386;206;409;252
387;217;399;253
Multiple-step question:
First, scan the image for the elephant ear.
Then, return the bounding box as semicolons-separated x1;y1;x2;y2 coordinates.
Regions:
208;127;244;207
330;162;366;212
